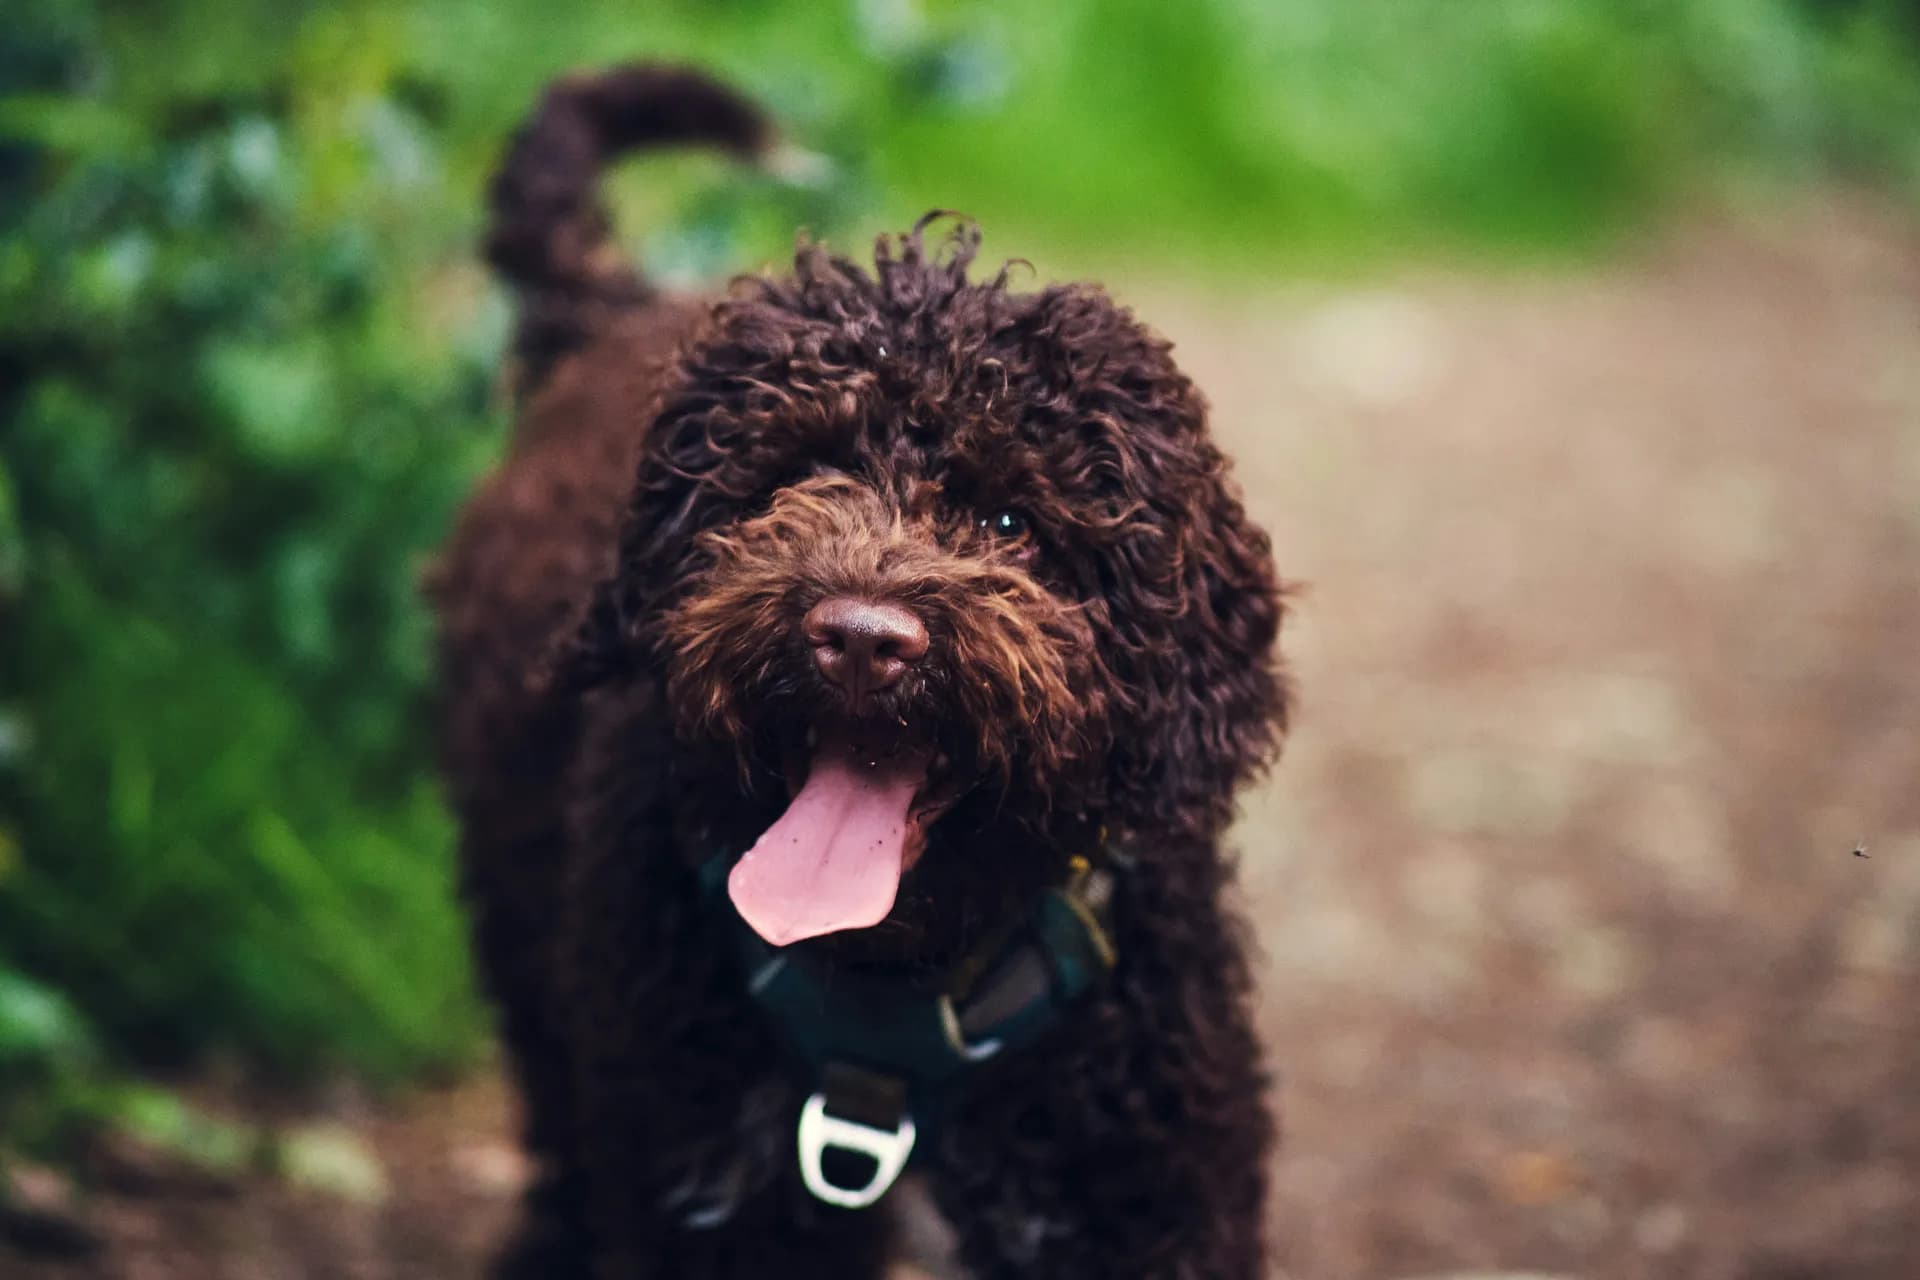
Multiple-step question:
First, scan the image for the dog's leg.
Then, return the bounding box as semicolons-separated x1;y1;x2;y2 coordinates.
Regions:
446;693;597;1277
472;870;592;1279
931;851;1274;1280
560;855;896;1279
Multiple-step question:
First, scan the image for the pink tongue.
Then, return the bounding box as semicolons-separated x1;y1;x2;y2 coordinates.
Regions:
727;731;929;947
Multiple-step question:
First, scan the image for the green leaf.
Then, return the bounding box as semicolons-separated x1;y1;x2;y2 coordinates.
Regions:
0;969;94;1069
201;338;339;463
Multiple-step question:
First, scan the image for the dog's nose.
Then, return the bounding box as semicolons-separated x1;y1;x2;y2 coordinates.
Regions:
804;597;929;700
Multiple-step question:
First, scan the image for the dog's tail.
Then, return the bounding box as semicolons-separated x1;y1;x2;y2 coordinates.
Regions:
485;64;775;390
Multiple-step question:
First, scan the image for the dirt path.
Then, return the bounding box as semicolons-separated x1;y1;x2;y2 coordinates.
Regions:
8;195;1918;1279
1173;193;1920;1280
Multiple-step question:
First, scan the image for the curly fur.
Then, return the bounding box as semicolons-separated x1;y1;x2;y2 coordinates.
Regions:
431;63;1288;1280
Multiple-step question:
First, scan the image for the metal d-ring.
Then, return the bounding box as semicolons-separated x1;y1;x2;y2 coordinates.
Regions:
796;1091;917;1209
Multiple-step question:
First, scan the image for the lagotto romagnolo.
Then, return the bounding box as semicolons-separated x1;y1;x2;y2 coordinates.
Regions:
430;63;1289;1279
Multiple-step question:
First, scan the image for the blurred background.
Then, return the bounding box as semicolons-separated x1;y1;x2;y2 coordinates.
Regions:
3;1;1918;1276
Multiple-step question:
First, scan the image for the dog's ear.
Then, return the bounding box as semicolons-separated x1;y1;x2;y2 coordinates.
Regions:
1107;434;1286;844
1025;286;1286;842
543;403;749;698
545;442;736;697
542;569;644;695
1166;449;1288;824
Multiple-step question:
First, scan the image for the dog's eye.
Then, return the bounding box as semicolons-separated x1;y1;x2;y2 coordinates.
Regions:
978;509;1030;540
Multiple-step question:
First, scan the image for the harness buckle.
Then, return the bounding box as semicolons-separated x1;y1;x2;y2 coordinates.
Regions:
796;1088;916;1208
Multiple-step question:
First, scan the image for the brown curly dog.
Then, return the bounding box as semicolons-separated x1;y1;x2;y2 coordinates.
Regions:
430;63;1287;1280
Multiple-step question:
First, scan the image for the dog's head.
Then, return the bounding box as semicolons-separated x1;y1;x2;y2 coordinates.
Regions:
566;218;1285;949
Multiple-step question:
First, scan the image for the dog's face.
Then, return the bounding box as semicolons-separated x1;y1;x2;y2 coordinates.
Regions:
568;223;1284;949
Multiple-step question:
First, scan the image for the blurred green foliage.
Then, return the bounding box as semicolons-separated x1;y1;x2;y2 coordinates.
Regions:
1;0;1917;1106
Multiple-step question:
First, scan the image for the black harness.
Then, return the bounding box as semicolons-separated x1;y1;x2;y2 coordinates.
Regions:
698;854;1118;1207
